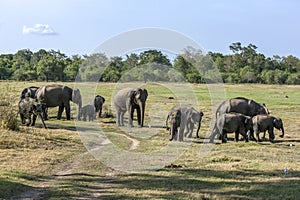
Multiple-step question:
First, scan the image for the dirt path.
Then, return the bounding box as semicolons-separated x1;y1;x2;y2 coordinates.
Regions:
107;132;140;150
12;132;140;199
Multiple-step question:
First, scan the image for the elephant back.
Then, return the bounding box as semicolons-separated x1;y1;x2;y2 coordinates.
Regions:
35;85;65;107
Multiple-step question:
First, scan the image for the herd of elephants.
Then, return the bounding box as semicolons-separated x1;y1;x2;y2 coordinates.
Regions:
18;84;284;144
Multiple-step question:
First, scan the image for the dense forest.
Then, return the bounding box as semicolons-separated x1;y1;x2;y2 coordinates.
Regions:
1;42;300;84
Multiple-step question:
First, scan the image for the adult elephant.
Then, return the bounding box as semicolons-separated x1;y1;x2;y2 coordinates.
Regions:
114;88;148;127
251;114;284;142
166;105;204;139
20;86;39;99
35;85;82;120
216;97;269;118
210;112;252;143
211;97;269;141
94;95;105;118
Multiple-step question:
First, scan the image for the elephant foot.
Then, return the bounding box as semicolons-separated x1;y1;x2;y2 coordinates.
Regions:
258;139;262;142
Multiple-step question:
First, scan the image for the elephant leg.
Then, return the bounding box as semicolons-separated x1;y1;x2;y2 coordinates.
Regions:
42;106;48;120
99;107;102;118
20;113;25;124
38;113;47;128
31;114;37;126
262;131;267;140
116;110;121;126
128;107;134;127
188;122;194;138
249;129;257;142
235;131;239;142
57;105;64;120
179;121;185;141
119;112;124;126
240;130;249;142
136;107;141;126
221;131;227;143
27;113;31;126
209;126;218;143
256;131;262;142
65;103;71;120
268;129;275;143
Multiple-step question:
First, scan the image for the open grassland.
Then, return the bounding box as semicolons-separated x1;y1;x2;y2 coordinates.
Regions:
0;81;299;199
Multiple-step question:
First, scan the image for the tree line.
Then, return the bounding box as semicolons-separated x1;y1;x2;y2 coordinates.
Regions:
1;42;300;84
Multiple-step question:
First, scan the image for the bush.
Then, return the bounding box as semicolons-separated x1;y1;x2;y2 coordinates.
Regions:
0;96;19;131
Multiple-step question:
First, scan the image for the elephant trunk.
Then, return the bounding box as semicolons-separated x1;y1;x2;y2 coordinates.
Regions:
170;124;175;141
77;100;82;120
279;127;284;138
139;101;146;127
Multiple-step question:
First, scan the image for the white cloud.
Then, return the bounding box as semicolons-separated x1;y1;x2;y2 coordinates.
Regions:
22;24;57;35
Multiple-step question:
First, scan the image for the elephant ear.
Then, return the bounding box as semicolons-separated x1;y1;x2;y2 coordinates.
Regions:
102;96;105;103
130;90;137;104
143;89;148;99
72;89;82;104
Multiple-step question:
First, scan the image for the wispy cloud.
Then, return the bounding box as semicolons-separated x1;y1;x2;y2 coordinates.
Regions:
22;24;57;35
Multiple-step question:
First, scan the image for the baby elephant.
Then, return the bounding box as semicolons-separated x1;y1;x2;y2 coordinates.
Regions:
94;95;105;118
18;98;46;128
251;114;284;143
169;109;182;141
210;112;252;143
78;105;96;121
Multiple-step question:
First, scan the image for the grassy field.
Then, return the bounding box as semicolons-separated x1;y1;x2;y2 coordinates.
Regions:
0;81;299;199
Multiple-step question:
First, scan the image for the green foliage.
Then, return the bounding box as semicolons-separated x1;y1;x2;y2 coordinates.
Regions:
0;43;300;84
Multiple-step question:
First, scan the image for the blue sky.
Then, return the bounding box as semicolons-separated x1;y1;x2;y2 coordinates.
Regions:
1;0;300;58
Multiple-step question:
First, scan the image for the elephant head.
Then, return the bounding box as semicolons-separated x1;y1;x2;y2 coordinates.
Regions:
170;110;181;141
273;117;284;138
132;88;148;127
72;89;82;113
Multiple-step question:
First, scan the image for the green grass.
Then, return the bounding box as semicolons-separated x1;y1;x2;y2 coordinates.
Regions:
0;81;299;199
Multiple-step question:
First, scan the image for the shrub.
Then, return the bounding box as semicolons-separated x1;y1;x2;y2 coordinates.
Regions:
0;95;19;131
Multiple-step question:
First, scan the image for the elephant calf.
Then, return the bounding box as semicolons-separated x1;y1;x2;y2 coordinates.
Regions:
169;109;182;141
18;98;46;128
78;105;96;121
210;112;252;143
166;105;203;139
94;95;105;118
251;114;284;143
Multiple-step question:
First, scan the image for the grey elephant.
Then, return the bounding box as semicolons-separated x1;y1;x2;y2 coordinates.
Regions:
166;105;203;139
20;86;39;99
78;105;96;121
18;98;46;128
210;112;252;143
169;109;182;141
215;97;269;118
251;114;284;143
114;88;148;127
94;95;105;118
35;85;82;120
212;97;269;140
